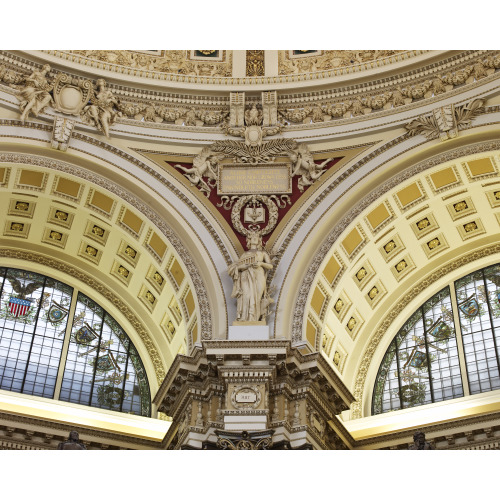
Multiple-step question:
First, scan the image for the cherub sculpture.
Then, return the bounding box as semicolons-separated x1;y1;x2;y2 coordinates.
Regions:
287;144;332;192
173;147;223;196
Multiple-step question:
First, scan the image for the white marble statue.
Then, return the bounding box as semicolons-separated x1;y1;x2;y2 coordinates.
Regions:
228;231;273;323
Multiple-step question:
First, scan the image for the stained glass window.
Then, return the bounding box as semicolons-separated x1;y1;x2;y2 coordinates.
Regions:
373;263;500;415
0;267;150;417
455;264;500;395
373;287;463;414
59;293;150;416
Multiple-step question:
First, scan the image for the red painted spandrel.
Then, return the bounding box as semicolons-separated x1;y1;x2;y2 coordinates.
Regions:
170;157;343;250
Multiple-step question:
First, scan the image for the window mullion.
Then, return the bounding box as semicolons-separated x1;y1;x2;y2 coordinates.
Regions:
449;280;470;396
53;287;79;400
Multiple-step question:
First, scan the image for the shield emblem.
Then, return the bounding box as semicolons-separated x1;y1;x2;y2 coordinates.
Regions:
47;302;68;324
409;350;427;369
428;318;452;341
52;74;93;115
75;324;98;345
458;295;479;318
8;296;33;318
96;352;118;372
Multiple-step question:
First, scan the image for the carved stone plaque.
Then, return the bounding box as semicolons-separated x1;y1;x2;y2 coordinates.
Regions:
230;385;262;409
218;163;291;195
235;390;258;404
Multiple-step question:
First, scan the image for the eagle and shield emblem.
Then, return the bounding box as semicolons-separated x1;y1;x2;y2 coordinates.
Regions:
74;323;99;346
428;317;453;342
8;296;34;318
6;276;42;319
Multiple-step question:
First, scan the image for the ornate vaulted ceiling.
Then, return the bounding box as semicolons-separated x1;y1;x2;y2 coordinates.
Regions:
1;50;500;449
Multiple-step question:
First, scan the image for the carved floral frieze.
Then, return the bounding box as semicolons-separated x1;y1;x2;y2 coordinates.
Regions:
278;54;500;125
0;52;499;134
68;50;233;77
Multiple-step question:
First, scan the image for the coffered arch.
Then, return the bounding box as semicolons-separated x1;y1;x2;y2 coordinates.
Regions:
0;129;232;389
278;119;500;411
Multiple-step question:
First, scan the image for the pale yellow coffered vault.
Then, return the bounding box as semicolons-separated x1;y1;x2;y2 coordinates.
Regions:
1;49;500;450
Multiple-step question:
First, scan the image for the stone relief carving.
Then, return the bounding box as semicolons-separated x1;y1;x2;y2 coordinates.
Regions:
9;66;122;138
246;50;265;77
52;74;94;115
16;64;54;122
69;50;232;77
278;55;499;125
228;231;274;323
171;147;224;196
1;52;498;135
406;99;486;141
286;143;334;192
81;79;121;138
221;91;282;145
51;117;75;151
119;102;229;127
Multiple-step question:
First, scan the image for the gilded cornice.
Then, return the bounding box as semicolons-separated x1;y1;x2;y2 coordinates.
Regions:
0;410;164;449
352;408;500;449
1;51;499;135
0;248;166;385
42;49;419;85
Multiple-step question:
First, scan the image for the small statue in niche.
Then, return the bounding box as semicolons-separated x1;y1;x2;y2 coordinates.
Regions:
17;64;53;122
244;104;263;126
82;79;121;138
228;231;274;323
57;430;87;450
408;430;434;450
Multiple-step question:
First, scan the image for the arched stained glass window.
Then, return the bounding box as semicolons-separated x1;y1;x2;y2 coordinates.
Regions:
60;293;150;416
455;264;500;394
373;287;463;414
373;263;500;415
0;267;150;416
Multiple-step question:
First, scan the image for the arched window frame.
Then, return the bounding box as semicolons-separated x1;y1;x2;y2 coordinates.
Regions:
373;263;500;415
0;267;151;417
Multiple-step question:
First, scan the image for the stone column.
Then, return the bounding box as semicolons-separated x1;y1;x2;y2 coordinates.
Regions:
154;340;355;450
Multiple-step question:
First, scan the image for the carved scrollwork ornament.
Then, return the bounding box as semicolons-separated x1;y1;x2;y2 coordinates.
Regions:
52;74;94;115
216;430;273;450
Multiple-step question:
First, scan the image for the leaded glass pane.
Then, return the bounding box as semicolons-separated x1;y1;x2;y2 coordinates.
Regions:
0;268;73;397
373;287;463;415
60;293;150;416
456;265;500;394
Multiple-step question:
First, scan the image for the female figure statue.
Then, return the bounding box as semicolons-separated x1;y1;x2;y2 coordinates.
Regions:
228;231;273;323
17;64;53;122
82;79;120;138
